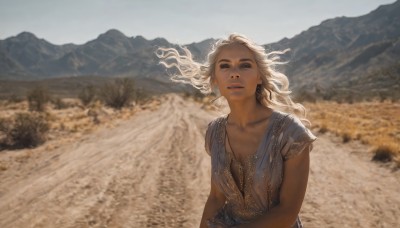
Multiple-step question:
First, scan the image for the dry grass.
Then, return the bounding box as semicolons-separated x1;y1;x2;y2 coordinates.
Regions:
305;101;400;164
0;96;162;152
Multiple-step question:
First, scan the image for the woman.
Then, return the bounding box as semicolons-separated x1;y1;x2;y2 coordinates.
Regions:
157;34;316;228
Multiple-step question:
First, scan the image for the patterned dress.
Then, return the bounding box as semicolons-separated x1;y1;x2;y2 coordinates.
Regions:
205;110;316;227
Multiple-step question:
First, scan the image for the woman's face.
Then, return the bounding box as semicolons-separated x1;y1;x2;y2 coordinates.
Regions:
213;43;261;102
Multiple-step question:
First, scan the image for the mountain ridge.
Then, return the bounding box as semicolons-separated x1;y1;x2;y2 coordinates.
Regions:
0;0;399;100
266;0;400;100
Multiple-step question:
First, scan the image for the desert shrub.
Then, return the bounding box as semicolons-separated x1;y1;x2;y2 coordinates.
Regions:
389;97;398;103
100;78;136;109
78;85;96;106
344;94;354;104
295;90;317;103
0;118;9;132
0;118;12;146
318;125;328;134
322;90;336;101
0;113;49;149
135;88;151;104
183;91;191;99
53;97;69;109
371;146;394;163
8;94;24;103
342;133;351;143
27;86;51;112
378;92;388;103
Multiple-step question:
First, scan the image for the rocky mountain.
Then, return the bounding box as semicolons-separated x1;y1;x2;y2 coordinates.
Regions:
0;29;175;80
0;32;78;77
185;38;217;62
267;0;400;100
0;1;399;100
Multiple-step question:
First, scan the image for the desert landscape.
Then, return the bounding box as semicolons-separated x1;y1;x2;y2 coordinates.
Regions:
1;1;399;227
0;93;399;228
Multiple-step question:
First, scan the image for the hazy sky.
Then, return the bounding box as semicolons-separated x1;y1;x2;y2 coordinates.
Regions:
0;0;395;45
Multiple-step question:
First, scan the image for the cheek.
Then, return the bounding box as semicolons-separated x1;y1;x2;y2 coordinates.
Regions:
214;72;227;85
246;71;261;83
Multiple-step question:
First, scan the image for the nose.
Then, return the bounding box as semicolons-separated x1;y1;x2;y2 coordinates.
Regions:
230;68;240;79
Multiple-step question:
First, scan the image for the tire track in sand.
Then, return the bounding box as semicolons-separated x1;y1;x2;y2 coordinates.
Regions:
2;94;398;227
145;114;191;227
0;95;214;228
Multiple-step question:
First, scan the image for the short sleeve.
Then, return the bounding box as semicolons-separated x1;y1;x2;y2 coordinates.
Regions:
204;117;224;156
281;115;317;161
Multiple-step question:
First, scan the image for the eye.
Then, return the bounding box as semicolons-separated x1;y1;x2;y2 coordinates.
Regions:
219;63;230;69
240;63;252;68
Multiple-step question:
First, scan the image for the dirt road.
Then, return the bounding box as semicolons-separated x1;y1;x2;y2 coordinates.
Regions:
0;94;399;227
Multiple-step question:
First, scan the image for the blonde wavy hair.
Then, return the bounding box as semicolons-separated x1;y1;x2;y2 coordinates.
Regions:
156;33;308;121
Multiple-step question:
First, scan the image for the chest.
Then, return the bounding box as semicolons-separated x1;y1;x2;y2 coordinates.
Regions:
225;121;269;163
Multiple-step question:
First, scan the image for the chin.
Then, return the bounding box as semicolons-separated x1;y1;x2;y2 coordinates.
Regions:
225;93;255;102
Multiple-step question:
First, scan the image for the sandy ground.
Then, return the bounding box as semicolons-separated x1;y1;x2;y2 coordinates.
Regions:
0;94;399;228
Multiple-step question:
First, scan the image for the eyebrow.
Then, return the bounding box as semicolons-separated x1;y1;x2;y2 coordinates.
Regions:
217;58;254;63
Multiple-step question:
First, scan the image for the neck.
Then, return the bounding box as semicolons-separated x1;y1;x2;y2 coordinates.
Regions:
227;96;268;128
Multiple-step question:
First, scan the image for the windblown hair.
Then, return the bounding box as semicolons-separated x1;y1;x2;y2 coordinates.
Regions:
156;33;308;121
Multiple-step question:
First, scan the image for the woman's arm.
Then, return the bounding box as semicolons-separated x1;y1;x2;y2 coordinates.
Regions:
235;146;310;228
200;179;227;228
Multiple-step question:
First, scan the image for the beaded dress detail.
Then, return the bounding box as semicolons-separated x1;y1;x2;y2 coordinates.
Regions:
204;111;316;227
